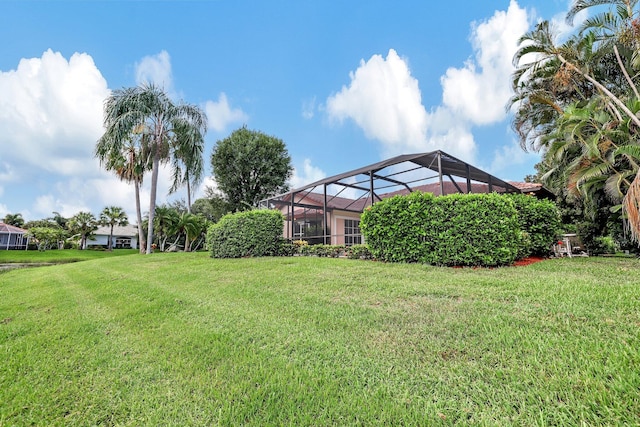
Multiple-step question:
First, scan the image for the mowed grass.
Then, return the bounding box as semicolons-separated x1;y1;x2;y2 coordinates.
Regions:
0;248;138;264
0;254;639;426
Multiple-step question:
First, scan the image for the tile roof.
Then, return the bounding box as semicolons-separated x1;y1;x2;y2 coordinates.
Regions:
0;222;27;234
94;225;139;237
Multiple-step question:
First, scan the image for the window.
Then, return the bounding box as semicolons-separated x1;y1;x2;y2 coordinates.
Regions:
344;219;361;246
115;238;132;249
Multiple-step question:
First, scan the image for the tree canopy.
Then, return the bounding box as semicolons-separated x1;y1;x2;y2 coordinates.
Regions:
96;83;207;254
210;126;292;212
68;211;98;250
3;213;25;228
510;0;640;243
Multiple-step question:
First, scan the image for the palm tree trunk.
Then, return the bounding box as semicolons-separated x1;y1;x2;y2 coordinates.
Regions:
187;180;192;214
147;148;160;254
135;179;145;253
623;170;640;243
109;224;114;251
184;233;191;252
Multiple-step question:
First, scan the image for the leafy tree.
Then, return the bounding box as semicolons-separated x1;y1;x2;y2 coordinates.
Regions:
211;126;292;212
26;227;66;251
192;191;233;223
50;212;68;229
68;211;98;250
3;213;25;228
167;199;189;214
23;219;61;229
99;206;129;251
97;83;207;254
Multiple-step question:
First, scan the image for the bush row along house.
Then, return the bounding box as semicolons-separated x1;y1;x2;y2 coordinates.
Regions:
260;151;553;246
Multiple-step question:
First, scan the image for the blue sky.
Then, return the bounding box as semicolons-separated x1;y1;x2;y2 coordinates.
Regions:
0;0;581;221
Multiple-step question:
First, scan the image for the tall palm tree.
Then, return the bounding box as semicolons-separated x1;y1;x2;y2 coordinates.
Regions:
566;0;640;239
96;134;151;253
100;206;129;251
511;5;640;242
510;21;567;152
169;122;205;213
3;213;25;228
568;0;640;68
97;84;207;254
543;99;639;199
170;212;203;252
68;211;98;250
153;205;179;252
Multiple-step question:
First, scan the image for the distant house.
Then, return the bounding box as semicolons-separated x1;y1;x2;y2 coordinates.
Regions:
85;225;139;249
0;222;29;250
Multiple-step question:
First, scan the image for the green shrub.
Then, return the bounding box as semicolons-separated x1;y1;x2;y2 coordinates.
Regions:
208;209;284;258
590;236;618;255
506;194;561;257
346;244;373;260
292;239;308;255
278;241;296;257
516;231;532;260
361;192;521;267
360;191;437;263
319;245;344;258
299;244;344;257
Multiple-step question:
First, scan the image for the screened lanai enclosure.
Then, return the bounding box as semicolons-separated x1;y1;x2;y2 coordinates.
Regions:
0;223;29;250
259;151;527;246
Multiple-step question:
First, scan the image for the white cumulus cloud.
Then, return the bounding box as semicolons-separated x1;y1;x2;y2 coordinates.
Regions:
289;158;327;189
204;93;248;133
0;49;110;176
0;49;183;222
325;0;534;170
135;50;173;92
327;49;428;150
302;96;316;119
441;0;530;125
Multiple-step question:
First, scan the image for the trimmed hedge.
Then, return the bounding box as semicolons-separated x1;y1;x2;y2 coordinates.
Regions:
346;244;373;260
208;209;284;258
360;192;521;267
506;194;561;257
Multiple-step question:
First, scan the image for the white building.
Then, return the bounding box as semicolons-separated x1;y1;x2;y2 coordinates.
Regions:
86;225;139;249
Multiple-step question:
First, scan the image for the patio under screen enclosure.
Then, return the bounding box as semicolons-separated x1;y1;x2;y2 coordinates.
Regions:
259;151;530;246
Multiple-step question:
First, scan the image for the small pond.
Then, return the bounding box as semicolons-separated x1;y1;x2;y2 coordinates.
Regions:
0;263;56;272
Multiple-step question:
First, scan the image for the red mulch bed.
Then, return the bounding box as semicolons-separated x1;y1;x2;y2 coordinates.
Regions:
451;256;548;269
512;256;547;267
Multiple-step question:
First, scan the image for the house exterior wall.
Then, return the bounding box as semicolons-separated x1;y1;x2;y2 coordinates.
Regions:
86;234;138;249
279;205;363;246
331;210;363;246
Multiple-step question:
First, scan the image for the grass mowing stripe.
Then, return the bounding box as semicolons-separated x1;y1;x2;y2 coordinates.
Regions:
1;253;639;425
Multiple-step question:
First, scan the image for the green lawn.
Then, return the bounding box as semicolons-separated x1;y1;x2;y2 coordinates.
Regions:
0;248;138;264
1;253;638;426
